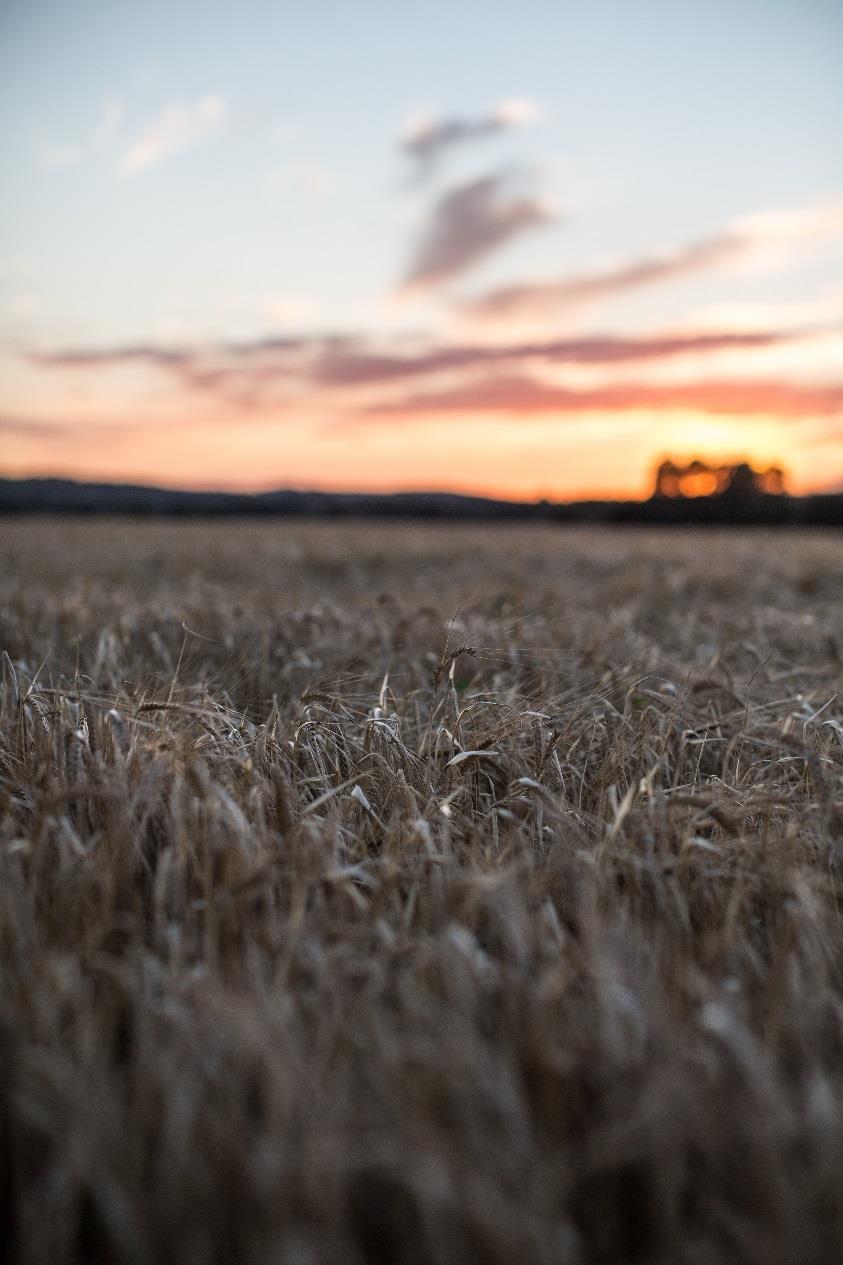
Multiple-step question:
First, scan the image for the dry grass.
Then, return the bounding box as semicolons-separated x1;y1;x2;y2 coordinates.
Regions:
1;517;842;1264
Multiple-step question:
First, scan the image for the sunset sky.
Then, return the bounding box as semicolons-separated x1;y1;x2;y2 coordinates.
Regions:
2;0;842;499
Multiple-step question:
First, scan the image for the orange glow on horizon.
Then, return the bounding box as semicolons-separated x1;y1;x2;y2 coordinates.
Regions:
0;427;834;501
1;354;840;499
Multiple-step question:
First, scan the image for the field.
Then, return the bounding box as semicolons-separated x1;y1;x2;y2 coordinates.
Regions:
1;517;842;1264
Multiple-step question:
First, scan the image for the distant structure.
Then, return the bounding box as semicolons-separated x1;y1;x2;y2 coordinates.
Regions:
653;458;787;499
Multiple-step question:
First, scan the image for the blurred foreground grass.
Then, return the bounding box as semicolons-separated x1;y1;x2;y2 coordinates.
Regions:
1;518;842;1264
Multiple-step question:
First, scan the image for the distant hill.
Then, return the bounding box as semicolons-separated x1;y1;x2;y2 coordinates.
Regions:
0;478;545;520
0;476;841;526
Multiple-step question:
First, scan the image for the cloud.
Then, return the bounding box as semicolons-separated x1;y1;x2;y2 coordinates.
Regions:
458;231;751;322
22;328;843;443
458;198;843;323
28;339;304;412
399;171;556;293
29;344;194;370
27;325;823;397
401;99;540;173
119;96;226;175
313;329;806;385
366;375;843;420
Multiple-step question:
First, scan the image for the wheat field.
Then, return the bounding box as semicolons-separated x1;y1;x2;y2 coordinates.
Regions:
1;517;842;1264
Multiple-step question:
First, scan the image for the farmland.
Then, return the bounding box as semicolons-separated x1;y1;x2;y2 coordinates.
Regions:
1;518;842;1263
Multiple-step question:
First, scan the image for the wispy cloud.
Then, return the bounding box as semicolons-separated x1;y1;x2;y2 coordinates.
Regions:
118;96;226;176
26;325;836;421
30;327;811;386
458;231;749;322
305;329;811;386
399;171;556;294
401;99;540;175
458;198;843;323
30;344;194;370
366;375;843;421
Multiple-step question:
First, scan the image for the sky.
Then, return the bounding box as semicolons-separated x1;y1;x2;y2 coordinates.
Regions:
1;0;842;500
